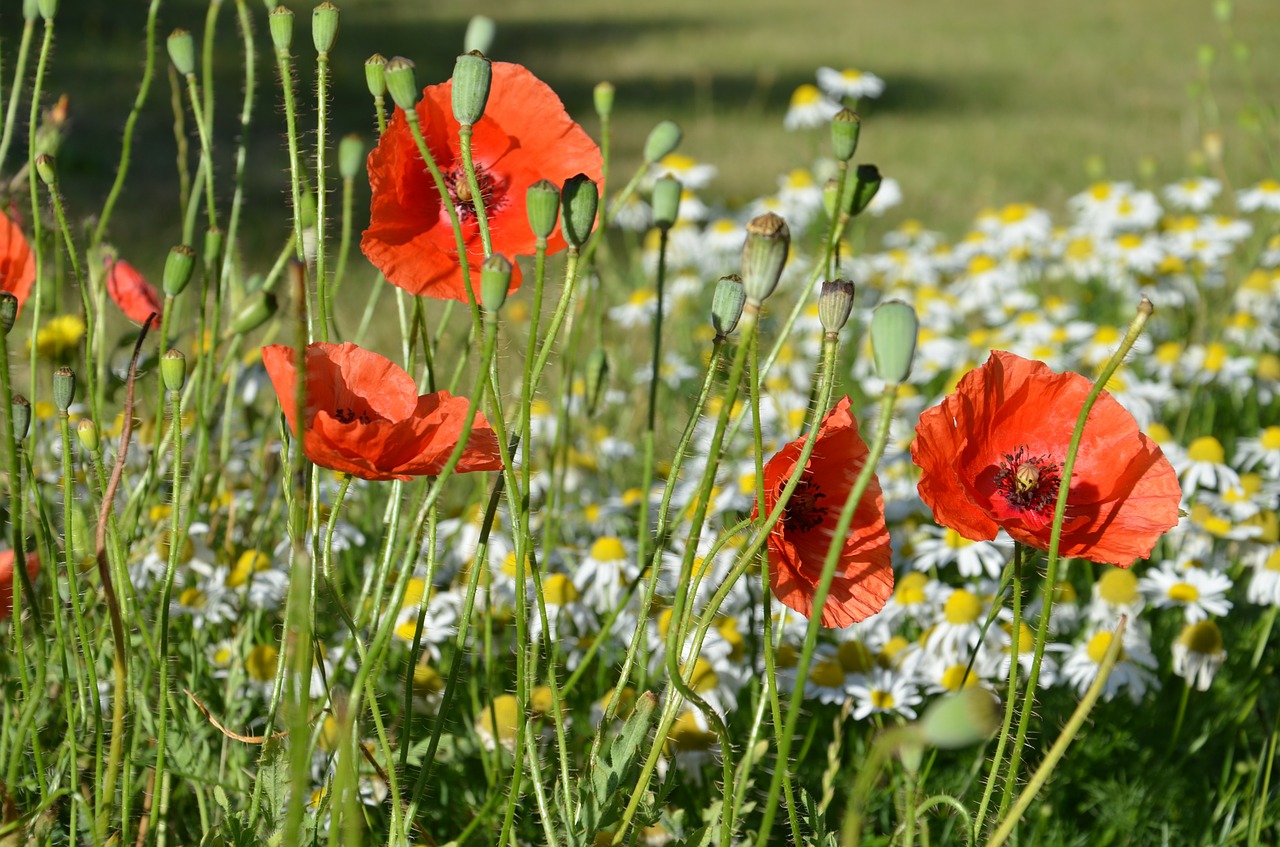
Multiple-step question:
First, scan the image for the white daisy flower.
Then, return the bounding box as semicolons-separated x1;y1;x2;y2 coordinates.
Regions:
783;83;841;130
1138;562;1233;623
907;524;1012;580
1061;627;1159;703
1171;619;1226;691
1246;545;1280;606
1235;426;1280;475
816;66;886;101
1173;435;1241;498
848;668;922;720
1237;178;1280;213
1162;176;1221;212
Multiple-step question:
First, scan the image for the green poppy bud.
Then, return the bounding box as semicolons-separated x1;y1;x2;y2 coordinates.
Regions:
384;56;420;114
12;395;31;441
338;134;364;181
231;291;278;335
651;175;682;231
480;253;512;314
593;81;615;119
34;154;55;187
204;227;224;267
23;0;39;21
740;213;790;307
919;688;1002;749
464;15;496;55
710;274;745;339
452;51;493;127
822;178;842;221
37;0;56;21
365;53;388;98
0;293;18;335
161;349;187;393
869;299;919;385
53;367;75;413
831;109;861;162
526;179;560;240
848;164;882;216
642;120;682;164
312;2;339;55
818;278;855;335
584;348;609;417
268;6;295;54
76;417;99;453
163;245;197;298
560;174;599;250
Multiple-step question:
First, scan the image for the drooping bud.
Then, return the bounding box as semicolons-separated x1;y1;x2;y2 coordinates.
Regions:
642;120;682;163
12;395;31;441
231;291;278;335
52;367;75;413
338;134;364;181
651;175;682;231
869;299;919;385
160;349;187;393
831;109;861;162
593;82;615;119
364;53;387;98
584;349;608;417
710;274;745;339
480;254;512;313
463;15;496;54
0;292;18;335
76;417;98;452
739;213;790;307
560;174;599;250
817;278;856;335
526;179;560;240
34;154;56;187
311;2;339;55
919;688;1002;749
451;51;493;126
383;56;419;113
848;164;883;216
163;245;197;297
268;6;295;54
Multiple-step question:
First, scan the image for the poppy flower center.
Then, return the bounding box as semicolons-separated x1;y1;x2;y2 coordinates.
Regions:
785;475;829;533
993;446;1062;516
332;406;374;425
444;160;505;221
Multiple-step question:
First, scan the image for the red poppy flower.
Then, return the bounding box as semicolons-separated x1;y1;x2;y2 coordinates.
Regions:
752;396;894;628
0;208;35;312
0;549;40;620
361;62;603;302
104;255;163;324
912;350;1181;565
261;342;502;481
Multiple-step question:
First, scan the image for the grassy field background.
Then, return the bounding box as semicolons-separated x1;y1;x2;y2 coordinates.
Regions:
35;0;1280;271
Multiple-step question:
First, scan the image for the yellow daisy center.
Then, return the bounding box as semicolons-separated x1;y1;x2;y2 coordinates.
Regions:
944;589;982;624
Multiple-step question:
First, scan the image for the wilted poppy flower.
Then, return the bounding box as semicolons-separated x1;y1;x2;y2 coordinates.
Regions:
104;255;163;324
0;208;35;311
261;342;502;481
912;350;1181;565
752;396;894;627
361;62;603;302
0;549;40;619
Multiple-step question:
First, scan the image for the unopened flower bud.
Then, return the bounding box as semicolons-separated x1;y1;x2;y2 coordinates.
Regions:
710;274;745;339
204;227;224;266
822;178;842;220
526;179;560;240
338;134;364;181
584;348;609;417
163;245;197;297
831;109;861;162
231;291;278;335
560;174;599;250
35;154;56;187
452;51;492;126
464;15;496;54
37;0;56;21
818;278;855;335
651;176;681;231
740;213;790;306
269;6;295;54
870;299;919;385
919;688;1002;749
365;53;387;98
52;367;75;413
12;395;31;441
593;82;615;119
311;2;339;55
848;164;882;216
76;417;98;452
23;0;39;22
384;56;419;113
161;349;186;393
0;293;18;335
643;120;682;163
480;253;512;313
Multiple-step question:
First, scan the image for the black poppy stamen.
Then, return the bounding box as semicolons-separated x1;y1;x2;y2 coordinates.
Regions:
786;475;829;533
333;407;373;425
993;446;1062;514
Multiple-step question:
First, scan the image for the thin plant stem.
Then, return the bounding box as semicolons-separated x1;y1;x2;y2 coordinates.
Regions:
973;543;1024;837
314;44;332;342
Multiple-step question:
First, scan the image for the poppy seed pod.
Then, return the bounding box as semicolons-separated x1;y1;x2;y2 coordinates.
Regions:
464;15;496;54
740;213;790;306
848;164;883;216
76;417;98;453
0;292;18;335
268;7;294;53
52;367;75;413
560;174;599;250
312;2;340;55
160;350;187;394
818;278;856;335
11;395;31;441
710;274;745;339
870;299;918;385
642;120;682;164
231;291;278;335
651;175;682;231
452;51;493;126
593;81;615;119
364;53;388;98
831;109;861;162
480;253;513;313
163;245;197;298
338;134;364;181
383;57;419;113
526;179;560;240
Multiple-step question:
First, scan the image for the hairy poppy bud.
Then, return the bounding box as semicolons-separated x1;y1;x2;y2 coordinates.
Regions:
0;293;18;335
338;134;364;181
831;109;861;162
38;0;56;21
12;394;31;441
52;367;75;413
76;417;98;452
740;213;790;307
480;253;512;313
848;164;883;216
464;15;496;54
593;81;615;119
161;349;187;393
651;175;681;231
560;174;599;250
526;179;560;241
818;278;856;335
312;2;340;55
710;274;745;339
384;56;419;113
643;120;682;164
365;53;388;98
34;154;56;187
452;51;493;126
231;291;278;335
268;7;294;53
23;0;39;21
870;299;918;385
163;245;197;298
919;688;1001;749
